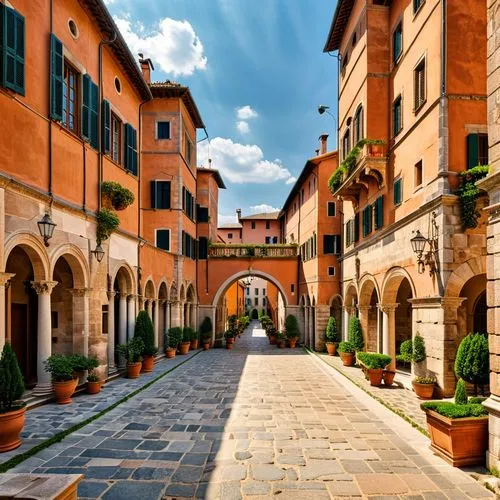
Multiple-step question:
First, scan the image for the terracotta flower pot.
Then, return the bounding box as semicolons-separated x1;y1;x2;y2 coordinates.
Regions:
269;335;277;345
127;362;142;379
369;144;384;157
203;342;211;351
166;348;176;359
326;342;336;356
179;342;190;355
340;352;355;366
413;381;435;399
141;355;155;373
277;340;285;349
0;406;26;452
368;368;384;386
288;337;298;349
226;342;234;350
87;381;101;394
424;409;488;467
226;337;235;344
190;339;199;350
382;370;396;386
53;378;79;404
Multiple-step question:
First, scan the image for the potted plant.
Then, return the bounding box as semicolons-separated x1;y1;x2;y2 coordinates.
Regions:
200;316;213;345
69;354;88;382
348;316;364;353
383;368;396;386
325;316;339;356
365;138;385;157
0;344;26;452
134;311;157;373
165;327;182;359
101;181;135;211
413;376;436;399
116;337;144;379
421;379;488;467
454;333;489;395
224;330;235;349
276;331;286;349
44;354;78;404
179;328;192;355
356;352;392;386
189;329;200;350
86;357;100;394
338;341;355;366
285;314;300;348
267;326;277;345
202;334;212;350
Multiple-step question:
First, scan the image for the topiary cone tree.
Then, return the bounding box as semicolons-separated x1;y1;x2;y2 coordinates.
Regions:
0;343;25;412
325;317;340;344
200;316;212;336
455;333;489;396
348;316;364;352
285;314;300;339
134;310;156;356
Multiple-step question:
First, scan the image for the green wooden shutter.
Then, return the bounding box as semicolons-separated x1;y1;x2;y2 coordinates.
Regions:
1;5;25;95
102;100;111;153
374;196;384;230
89;80;98;149
199;237;208;260
362;206;372;237
124;124;137;174
151;180;157;208
50;34;64;121
394;178;402;205
163;181;171;208
156;229;170;251
346;220;352;247
354;214;360;242
467;134;479;170
82;74;90;141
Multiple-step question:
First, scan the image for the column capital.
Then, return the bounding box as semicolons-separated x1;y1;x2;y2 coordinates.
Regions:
343;305;356;315
70;288;91;298
128;294;136;301
0;272;15;286
378;303;399;314
117;292;128;299
107;290;116;300
159;299;167;306
357;305;371;313
31;281;58;295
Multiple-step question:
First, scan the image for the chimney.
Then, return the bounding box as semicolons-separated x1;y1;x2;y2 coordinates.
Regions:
319;134;329;155
315;148;320;156
138;54;154;84
236;209;242;221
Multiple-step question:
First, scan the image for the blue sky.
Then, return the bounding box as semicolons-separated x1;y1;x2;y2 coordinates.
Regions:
104;0;339;224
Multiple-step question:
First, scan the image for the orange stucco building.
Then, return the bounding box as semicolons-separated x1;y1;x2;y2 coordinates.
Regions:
324;0;488;395
218;210;281;244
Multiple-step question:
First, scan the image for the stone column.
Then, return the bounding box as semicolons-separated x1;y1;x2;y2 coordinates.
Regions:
70;288;90;357
118;293;127;348
170;301;182;328
342;306;352;341
0;273;15;351
127;295;136;341
32;281;58;395
107;291;116;374
378;304;398;370
147;299;153;322
357;305;370;350
153;300;159;348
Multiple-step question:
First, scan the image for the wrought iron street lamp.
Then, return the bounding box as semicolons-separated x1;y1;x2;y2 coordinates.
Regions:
37;213;56;247
410;212;439;276
92;243;105;263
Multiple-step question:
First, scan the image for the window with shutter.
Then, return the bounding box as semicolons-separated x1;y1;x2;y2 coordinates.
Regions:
156;229;170;252
393;96;402;136
157;121;170;139
414;59;426;111
327;201;336;217
82;75;98;149
393;22;402;63
413;0;423;14
265;236;271;244
362;205;372;237
346;220;352;247
102;100;111;153
324;235;335;254
111;113;122;163
353;106;364;144
196;205;209;222
342;129;351;159
199;237;208;260
151;181;171;209
124;124;138;175
374;196;384;230
63;62;79;133
467;133;488;169
0;5;25;95
354;213;360;242
50;34;64;121
394;178;402;206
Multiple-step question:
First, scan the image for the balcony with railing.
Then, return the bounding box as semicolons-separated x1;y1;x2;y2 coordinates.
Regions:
328;140;388;203
208;244;298;259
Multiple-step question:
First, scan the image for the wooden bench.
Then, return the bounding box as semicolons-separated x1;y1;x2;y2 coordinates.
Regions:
0;473;83;500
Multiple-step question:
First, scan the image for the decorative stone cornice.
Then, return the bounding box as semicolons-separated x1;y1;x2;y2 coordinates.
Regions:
107;290;116;300
408;296;466;308
31;281;58;295
377;303;399;314
0;272;15;286
70;288;90;298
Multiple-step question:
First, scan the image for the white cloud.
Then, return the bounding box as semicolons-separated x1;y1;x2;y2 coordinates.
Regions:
250;204;280;213
198;137;294;185
114;16;207;77
236;105;258;120
286;177;297;185
236;121;250;134
218;214;238;225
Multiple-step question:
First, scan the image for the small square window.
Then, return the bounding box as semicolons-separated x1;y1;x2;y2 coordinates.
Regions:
228;233;233;239
327;202;336;217
291;284;295;294
156;229;170;251
266;221;270;230
157;121;170;139
415;160;423;188
328;267;336;276
251;221;256;229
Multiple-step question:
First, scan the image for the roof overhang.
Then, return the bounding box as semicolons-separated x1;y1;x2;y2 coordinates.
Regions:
197;168;226;189
323;0;355;52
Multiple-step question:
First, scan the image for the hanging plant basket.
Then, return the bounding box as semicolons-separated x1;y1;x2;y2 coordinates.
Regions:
101;181;135;211
96;208;120;242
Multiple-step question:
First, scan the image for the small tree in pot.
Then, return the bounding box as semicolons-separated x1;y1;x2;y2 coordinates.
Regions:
165;327;182;358
86;357;100;394
44;354;78;404
325;316;339;356
357;352;392;386
0;344;26;452
134;311;157;373
348;316;364;353
116;337;144;379
179;328;193;355
338;341;355;366
454;333;489;396
285;314;300;348
200;317;213;350
224;330;235;349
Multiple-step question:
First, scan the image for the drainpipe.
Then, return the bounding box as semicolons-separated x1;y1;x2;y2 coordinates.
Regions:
48;0;53;200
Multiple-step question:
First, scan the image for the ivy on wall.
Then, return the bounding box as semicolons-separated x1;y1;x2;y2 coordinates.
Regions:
458;165;489;229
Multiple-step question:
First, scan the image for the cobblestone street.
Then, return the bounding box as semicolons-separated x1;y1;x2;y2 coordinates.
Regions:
10;322;493;499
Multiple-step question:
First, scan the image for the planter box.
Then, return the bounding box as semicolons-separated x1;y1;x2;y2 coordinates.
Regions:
424;409;488;467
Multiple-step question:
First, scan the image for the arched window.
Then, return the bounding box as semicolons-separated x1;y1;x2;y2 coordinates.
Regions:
353;105;364;145
342;128;351;159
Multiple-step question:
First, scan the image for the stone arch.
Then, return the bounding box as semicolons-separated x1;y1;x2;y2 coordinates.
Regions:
358;275;380;352
143;278;156;299
358;274;380;306
50;244;89;289
169;281;178;302
158;280;169;300
4;231;50;281
179;284;186;302
445;256;486;298
212;270;289;308
344;281;358;308
186;284;196;303
110;261;136;294
381;266;416;304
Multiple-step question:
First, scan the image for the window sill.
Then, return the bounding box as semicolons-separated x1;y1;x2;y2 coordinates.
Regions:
413;184;423;193
413;100;426;115
413;0;426;20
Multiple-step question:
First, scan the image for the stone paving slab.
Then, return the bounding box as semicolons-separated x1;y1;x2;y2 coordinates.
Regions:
7;321;494;499
0;350;200;467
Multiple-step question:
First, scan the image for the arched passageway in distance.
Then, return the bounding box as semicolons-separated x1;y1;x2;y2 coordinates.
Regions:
394;277;413;372
207;270;290;346
343;282;358;341
185;285;197;328
458;273;487;338
329;294;343;340
359;277;379;352
158;281;169;351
